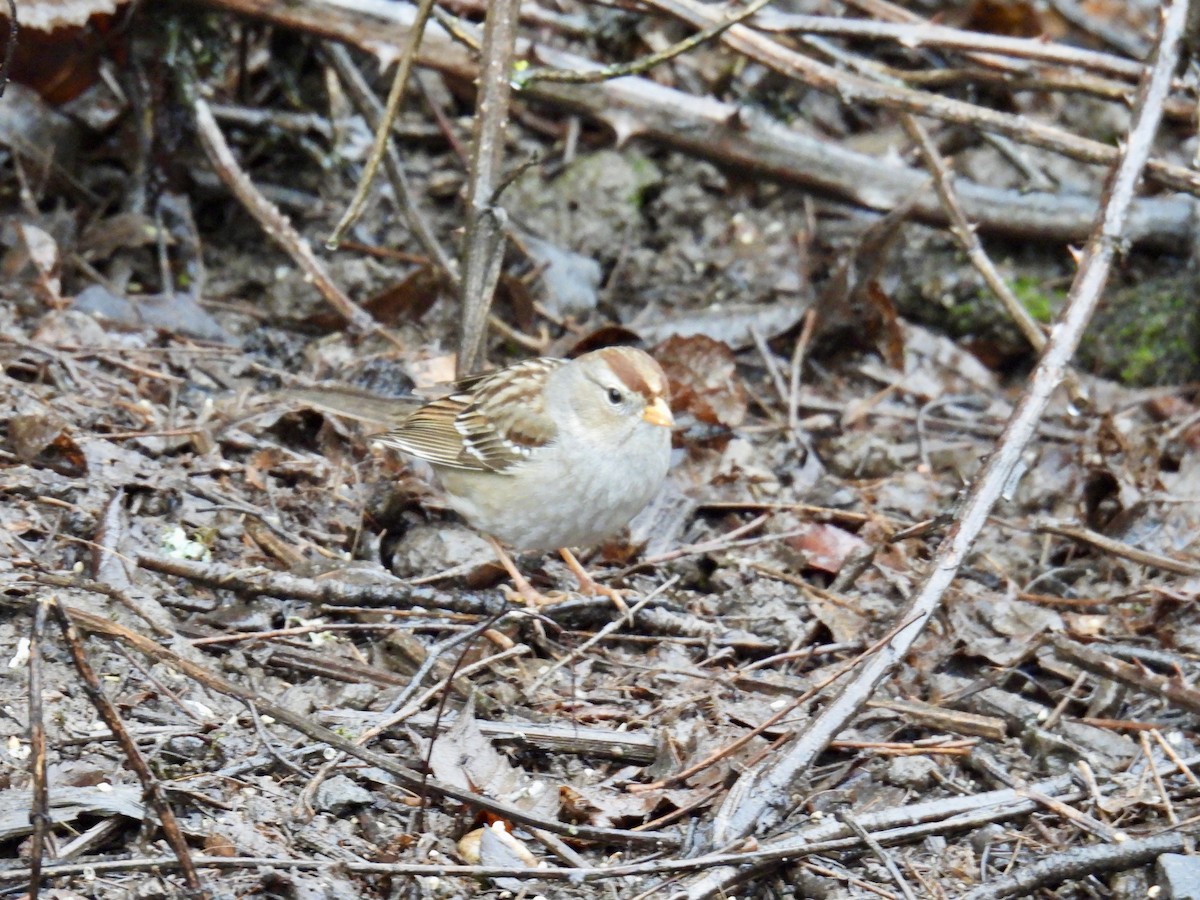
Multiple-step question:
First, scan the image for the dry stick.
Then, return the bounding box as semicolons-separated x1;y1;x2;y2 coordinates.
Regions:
1020;788;1122;842
836;813;917;900
518;0;775;85
27;598;49;900
708;0;1188;851
12;748;1197;891
0;770;1102;886
25;572;176;638
326;0;437;248
673;748;1200;900
295;614;508;817
191;96;378;336
787;309;817;436
137;552;655;620
1048;0;1150;60
47;600;205;894
748;12;1147;80
1140;732;1178;826
325;43;460;287
631;615;920;794
1051;636;1200;718
457;0;521;376
648;0;1200;197
54;601;678;849
899;115;1046;356
960;830;1195;900
1152;730;1200;790
1035;519;1200;576
193;0;1195;249
527;577;679;693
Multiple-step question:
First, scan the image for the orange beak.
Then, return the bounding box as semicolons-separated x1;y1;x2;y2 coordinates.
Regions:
642;396;674;428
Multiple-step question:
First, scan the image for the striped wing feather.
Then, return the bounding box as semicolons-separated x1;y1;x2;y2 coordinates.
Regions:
378;358;563;472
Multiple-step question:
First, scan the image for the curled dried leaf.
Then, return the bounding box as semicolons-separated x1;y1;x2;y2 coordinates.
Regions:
9;412;87;476
653;334;748;428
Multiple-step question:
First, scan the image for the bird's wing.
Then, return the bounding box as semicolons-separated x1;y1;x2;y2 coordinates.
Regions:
376;357;563;472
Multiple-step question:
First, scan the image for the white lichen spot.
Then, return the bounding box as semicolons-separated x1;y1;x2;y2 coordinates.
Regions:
6;736;29;760
9;637;30;669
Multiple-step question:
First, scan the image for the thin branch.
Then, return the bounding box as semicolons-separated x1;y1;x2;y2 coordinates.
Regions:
193;0;1198;248
326;0;437;248
457;0;522;375
518;0;775;86
27;598;49;900
55;601;680;849
324;43;460;288
711;0;1189;847
49;600;204;893
647;0;1200;197
901;114;1046;353
191;96;379;335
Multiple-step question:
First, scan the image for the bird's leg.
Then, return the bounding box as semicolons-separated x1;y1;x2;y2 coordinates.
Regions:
559;548;630;614
486;536;557;607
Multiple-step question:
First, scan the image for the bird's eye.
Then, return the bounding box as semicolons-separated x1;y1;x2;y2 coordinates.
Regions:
606;387;623;405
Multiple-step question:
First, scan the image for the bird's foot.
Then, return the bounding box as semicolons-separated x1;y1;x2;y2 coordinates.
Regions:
501;583;570;609
560;549;631;614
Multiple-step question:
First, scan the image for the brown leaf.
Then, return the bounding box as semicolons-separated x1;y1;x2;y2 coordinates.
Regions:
361;265;445;325
963;0;1053;37
785;523;870;575
9;412;87;476
9;13;128;104
866;281;905;370
203;834;237;858
78;212;160;262
653;334;748;428
638;300;807;351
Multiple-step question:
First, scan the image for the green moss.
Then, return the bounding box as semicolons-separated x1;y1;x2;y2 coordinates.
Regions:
1009;276;1061;324
1080;279;1200;386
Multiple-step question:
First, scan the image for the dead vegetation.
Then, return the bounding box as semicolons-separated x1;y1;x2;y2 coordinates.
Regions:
3;0;1200;898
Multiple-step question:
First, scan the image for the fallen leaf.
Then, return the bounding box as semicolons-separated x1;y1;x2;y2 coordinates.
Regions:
786;522;870;574
9;412;87;476
654;334;748;428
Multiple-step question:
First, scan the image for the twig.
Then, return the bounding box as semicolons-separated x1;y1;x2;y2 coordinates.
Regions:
326;0;437;248
49;600;204;893
51;600;677;848
191;96;378;335
527;578;679;693
1051;636;1200;718
787;309;816;435
136;553;507;616
633;616;919;794
0;763;1183;887
1034;519;1200;576
457;0;522;375
748;11;1146;80
24;572;176;638
27;598;49;900
961;830;1194;900
899;115;1047;355
709;0;1189;847
518;0;775;86
648;0;1200;197
193;0;1199;248
1140;732;1177;826
837;813;918;900
324;43;459;288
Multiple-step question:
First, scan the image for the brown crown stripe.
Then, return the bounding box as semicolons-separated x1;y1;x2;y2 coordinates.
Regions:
599;347;665;401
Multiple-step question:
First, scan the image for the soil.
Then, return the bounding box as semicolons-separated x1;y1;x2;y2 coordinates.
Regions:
1;3;1199;898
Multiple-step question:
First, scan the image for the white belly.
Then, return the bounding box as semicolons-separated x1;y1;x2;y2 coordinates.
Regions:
437;427;670;551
